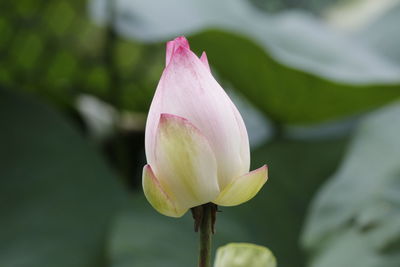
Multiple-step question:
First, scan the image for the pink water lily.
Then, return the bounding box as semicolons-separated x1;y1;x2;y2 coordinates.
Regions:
143;36;268;217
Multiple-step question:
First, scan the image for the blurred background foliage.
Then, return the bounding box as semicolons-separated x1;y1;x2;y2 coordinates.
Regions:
0;0;400;266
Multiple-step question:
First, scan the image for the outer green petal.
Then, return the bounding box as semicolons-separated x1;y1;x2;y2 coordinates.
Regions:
153;113;220;210
214;243;277;267
213;165;268;206
142;164;187;217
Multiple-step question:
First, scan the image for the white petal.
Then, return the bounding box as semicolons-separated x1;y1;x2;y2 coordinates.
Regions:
152;113;220;210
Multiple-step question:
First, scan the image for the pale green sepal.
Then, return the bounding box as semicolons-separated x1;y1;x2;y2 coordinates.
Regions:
214;243;277;267
213;165;268;206
142;164;187;218
154;113;220;209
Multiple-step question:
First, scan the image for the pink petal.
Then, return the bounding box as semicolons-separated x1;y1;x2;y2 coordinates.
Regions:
145;44;250;190
200;51;211;72
165;36;190;66
230;101;250;170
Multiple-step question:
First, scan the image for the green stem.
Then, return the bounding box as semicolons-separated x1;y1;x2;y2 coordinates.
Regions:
199;203;213;267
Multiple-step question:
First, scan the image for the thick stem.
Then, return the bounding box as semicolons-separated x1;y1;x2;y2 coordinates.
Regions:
198;203;214;267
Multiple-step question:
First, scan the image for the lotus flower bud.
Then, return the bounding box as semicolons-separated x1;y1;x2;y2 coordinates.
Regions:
142;36;268;217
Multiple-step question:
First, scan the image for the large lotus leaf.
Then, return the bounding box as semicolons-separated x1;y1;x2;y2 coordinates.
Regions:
357;3;400;65
0;88;125;267
188;30;400;124
302;102;400;267
89;0;400;124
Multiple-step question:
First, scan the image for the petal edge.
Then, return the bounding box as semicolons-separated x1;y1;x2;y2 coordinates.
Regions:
142;164;187;217
213;165;268;206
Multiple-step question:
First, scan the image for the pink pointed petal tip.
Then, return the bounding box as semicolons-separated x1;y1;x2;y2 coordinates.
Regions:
163;45;198;73
165;36;190;66
173;36;190;49
200;52;211;71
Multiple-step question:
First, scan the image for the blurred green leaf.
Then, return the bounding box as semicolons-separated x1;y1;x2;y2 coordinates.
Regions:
108;138;348;267
189;30;400;124
85;65;110;98
232;137;348;267
92;0;400;83
0;16;12;49
214;243;277;267
0;0;114;111
15;0;38;18
0;89;125;267
248;0;343;14
302;102;400;267
357;3;400;65
45;50;78;86
90;0;400;124
44;1;76;36
115;40;140;75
